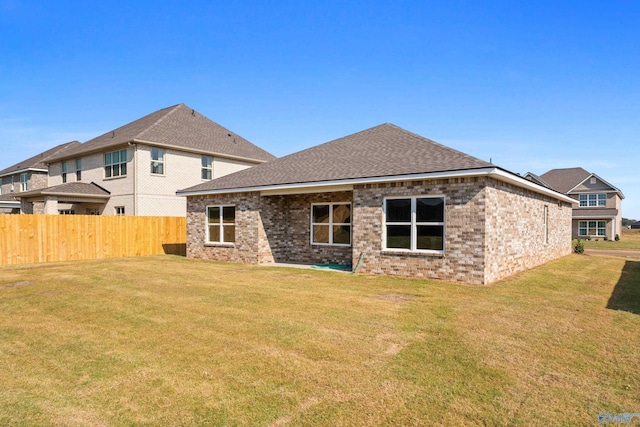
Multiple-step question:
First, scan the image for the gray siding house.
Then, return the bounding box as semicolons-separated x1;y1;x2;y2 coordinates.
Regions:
178;124;575;285
15;104;275;216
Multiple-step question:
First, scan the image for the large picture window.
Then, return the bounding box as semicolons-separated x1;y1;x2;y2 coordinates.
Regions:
151;148;165;175
207;205;235;244
579;193;606;207
311;203;351;246
105;149;127;178
384;196;445;252
578;220;606;237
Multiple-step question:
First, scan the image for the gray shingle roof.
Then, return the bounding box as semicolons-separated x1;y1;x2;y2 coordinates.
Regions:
17;182;110;198
539;168;591;193
178;123;493;193
0;141;81;177
46;104;275;163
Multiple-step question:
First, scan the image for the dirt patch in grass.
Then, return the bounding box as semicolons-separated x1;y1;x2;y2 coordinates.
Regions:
376;293;418;303
0;281;31;289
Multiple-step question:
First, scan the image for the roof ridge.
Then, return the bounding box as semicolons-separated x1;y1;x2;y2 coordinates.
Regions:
135;103;184;140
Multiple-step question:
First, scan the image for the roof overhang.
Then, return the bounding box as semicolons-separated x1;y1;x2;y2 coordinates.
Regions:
0;168;48;178
0;200;20;209
178;167;578;204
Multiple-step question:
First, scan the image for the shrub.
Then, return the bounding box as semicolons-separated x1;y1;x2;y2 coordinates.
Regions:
615;234;620;241
573;239;585;254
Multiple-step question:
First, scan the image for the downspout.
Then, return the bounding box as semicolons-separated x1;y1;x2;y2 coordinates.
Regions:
128;141;137;215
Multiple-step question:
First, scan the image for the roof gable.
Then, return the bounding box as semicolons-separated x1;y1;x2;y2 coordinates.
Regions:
46;104;275;163
179;123;493;193
0;141;81;177
539;167;591;193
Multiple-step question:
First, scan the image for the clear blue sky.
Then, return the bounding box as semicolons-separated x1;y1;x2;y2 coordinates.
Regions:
1;1;638;219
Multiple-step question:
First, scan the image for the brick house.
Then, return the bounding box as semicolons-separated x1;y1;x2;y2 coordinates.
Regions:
15;104;275;216
178;124;575;285
525;168;624;240
0;141;81;214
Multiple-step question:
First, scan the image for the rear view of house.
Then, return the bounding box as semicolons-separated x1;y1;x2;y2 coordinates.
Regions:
179;124;575;285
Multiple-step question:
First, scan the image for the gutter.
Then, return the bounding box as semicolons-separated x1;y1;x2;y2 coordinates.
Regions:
177;167;577;205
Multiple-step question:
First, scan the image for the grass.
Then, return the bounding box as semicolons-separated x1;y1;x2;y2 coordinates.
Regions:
582;228;640;251
0;254;639;426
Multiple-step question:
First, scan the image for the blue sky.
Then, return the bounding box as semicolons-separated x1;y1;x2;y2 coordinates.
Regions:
1;1;638;219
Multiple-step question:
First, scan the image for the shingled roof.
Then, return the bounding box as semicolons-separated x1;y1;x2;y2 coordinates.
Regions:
0;141;81;177
46;104;275;163
539;167;592;194
17;182;111;198
178;123;494;194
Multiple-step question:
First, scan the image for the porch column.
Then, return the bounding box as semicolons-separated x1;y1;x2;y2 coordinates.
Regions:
43;196;59;214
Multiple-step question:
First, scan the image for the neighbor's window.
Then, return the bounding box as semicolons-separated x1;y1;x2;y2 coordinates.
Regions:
578;220;606;237
105;149;127;178
384;196;445;252
311;203;351;246
151;148;165;175
579;193;606;207
62;162;68;183
115;206;125;216
58;210;75;215
207;205;235;244
76;159;82;181
202;156;213;180
20;173;28;192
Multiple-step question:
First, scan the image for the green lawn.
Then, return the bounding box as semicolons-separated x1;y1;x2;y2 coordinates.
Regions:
0;254;639;426
583;228;640;251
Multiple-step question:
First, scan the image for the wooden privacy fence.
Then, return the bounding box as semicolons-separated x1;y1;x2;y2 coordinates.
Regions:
0;215;186;266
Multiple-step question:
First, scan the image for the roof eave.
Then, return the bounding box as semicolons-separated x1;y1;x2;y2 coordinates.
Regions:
130;139;271;164
0;168;48;178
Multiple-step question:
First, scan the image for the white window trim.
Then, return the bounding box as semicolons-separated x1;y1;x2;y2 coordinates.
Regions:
105;149;128;179
578;193;606;207
383;195;446;254
20;173;28;192
115;206;125;216
310;202;352;247
578;220;607;237
151;148;165;176
206;205;236;245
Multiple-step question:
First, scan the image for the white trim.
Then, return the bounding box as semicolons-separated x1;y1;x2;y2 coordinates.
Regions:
178;167;577;205
310;202;352;247
0;168;48;178
206;204;236;244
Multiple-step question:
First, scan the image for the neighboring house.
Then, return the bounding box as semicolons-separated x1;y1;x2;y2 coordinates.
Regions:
16;104;275;216
0;141;81;214
178;124;575;285
630;221;640;230
524;168;624;240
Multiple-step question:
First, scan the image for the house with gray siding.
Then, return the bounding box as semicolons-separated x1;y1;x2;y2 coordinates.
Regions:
178;124;575;285
15;104;275;216
524;168;624;240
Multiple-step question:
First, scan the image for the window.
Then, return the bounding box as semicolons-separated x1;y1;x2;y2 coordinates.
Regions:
62;162;67;183
105;149;127;178
58;210;75;215
207;206;235;244
202;156;213;180
578;220;606;237
115;206;125;216
579;193;606;207
311;203;351;246
76;159;82;181
151;148;164;175
590;177;596;184
384;196;445;252
20;173;28;192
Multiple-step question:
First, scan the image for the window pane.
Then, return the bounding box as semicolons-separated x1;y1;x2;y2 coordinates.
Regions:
113;151;120;163
121;163;127;175
208;207;220;223
151;162;163;174
333;204;351;224
223;206;235;223
312;205;330;223
333;225;351;245
386;225;411;249
386;199;411;222
202;156;211;168
151;148;162;161
417;198;444;222
113;164;120;176
313;225;330;243
588;221;596;228
120;150;127;161
202;169;212;180
223;225;235;243
105;166;112;178
208;225;220;242
417;226;444;250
